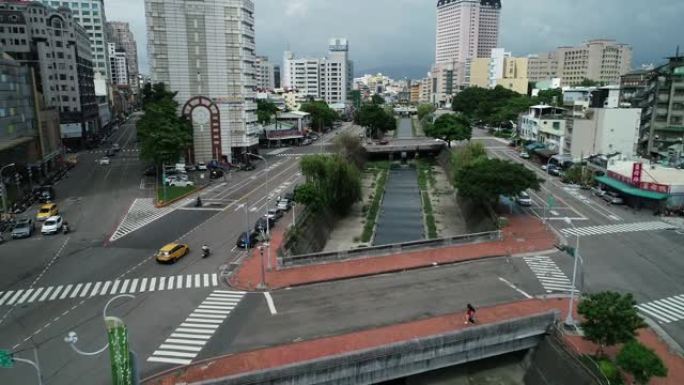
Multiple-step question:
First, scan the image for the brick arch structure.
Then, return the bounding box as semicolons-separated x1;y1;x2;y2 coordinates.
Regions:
182;96;221;162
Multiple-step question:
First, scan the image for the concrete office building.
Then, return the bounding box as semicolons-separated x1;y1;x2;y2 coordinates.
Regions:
108;43;127;87
105;21;139;94
255;55;275;90
527;52;560;83
567;107;640;161
0;53;37;165
469;48;529;94
0;2;98;145
145;0;258;163
282;38;353;105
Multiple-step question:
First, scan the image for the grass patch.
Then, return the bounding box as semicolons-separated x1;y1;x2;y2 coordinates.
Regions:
157;185;196;204
422;191;438;239
417;159;438;239
361;162;390;242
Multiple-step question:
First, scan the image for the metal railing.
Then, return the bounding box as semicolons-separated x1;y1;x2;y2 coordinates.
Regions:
279;230;502;268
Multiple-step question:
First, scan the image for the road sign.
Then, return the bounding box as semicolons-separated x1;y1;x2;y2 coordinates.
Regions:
0;349;13;368
106;316;133;385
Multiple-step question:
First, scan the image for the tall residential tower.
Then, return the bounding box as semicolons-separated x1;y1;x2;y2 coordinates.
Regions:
106;22;139;94
145;0;258;163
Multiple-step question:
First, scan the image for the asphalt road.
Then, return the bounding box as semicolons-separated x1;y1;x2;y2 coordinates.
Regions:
472;132;684;348
0;122;357;384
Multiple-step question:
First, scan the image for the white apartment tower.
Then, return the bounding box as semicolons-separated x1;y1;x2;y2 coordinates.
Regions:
255;55;275;90
108;43;128;87
145;0;258;164
106;21;139;93
282;38;352;105
435;0;502;64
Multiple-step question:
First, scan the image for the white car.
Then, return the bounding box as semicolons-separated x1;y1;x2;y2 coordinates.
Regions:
41;216;63;235
264;208;283;221
516;191;532;206
519;151;530;159
97;157;110;165
196;162;208;171
168;179;195;187
277;199;291;211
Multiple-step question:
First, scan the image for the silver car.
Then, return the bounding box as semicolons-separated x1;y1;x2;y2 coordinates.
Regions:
602;191;624;205
11;218;34;239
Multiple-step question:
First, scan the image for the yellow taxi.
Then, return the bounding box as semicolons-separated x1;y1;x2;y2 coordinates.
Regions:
155;243;190;264
36;203;59;221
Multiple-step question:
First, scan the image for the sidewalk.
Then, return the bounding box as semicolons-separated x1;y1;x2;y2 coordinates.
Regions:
143;298;684;384
229;213;556;290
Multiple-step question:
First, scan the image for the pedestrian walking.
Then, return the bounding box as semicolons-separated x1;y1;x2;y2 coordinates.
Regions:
465;304;476;324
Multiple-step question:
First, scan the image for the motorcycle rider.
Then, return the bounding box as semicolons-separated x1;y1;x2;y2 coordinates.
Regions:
201;244;210;257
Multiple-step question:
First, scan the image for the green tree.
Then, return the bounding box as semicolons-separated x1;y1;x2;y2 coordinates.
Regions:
425;113;472;147
579;78;603;87
137;83;192;165
577;292;646;353
356;104;396;139
298;154;362;216
256;99;279;125
455;158;543;203
452;86;490;118
536;88;563;106
417;104;436;120
371;94;385;105
617;341;668;385
332;132;366;170
301;101;338;132
451;142;487;182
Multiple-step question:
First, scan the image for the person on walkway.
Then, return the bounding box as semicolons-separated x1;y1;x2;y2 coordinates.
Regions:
465;304;476;324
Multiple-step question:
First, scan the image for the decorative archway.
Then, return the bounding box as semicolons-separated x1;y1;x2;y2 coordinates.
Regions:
182;96;221;162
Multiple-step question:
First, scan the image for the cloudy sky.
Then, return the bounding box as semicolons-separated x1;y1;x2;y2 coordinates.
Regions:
106;0;683;77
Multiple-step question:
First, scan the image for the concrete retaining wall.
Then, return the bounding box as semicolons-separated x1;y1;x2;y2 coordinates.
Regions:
196;311;559;385
524;333;602;385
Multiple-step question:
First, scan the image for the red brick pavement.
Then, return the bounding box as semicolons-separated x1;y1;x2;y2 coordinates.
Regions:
229;213;557;290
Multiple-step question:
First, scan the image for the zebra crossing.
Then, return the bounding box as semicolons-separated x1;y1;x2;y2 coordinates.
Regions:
0;273;220;307
147;290;246;365
523;256;574;293
275;152;332;157
560;221;675;237
636;295;684;324
87;149;139;154
109;198;176;242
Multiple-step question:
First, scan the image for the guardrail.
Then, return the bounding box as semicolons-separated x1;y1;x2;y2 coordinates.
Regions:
279;230;502;268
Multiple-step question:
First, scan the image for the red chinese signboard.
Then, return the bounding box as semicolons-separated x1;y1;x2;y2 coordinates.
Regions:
607;171;670;194
632;163;643;184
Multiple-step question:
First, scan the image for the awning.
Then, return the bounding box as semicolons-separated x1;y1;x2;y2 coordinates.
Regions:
595;175;669;200
525;142;544;151
534;148;558;158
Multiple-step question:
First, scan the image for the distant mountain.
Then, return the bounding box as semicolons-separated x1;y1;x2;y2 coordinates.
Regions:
355;64;430;80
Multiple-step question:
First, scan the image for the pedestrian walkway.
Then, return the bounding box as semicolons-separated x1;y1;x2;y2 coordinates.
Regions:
109;198;176;242
560;221;675;237
636;294;684;324
523;256;574;293
0;273;220;306
147;290;246;365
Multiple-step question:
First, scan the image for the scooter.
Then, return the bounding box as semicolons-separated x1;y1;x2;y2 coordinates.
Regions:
63;222;70;234
201;245;210;258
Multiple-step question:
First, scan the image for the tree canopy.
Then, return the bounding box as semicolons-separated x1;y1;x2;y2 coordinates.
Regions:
450;142;487;182
332;132;366;170
355;103;396;139
300;101;338;132
577;291;646;352
256;99;279;125
417;104;436;120
617;341;667;385
137;83;192;165
424;113;472;147
455;158;543;203
371;94;385;105
295;154;362;216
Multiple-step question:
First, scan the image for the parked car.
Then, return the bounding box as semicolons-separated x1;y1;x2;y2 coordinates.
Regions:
196;162;208;171
36;203;59;221
236;231;259;249
168;179;195;187
254;217;275;232
34;185;55;203
155;243;189;264
283;191;295;201
97;157;110;165
264;208;283;221
548;166;562;176
519;151;530;159
11;218;34;239
277;199;291;211
516;191;533;206
591;186;606;198
41;215;63;235
603;191;624;205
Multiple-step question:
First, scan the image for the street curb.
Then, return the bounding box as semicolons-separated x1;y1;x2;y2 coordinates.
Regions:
643;317;684;356
154;182;210;208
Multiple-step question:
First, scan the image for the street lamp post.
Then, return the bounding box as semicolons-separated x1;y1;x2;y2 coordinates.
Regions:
246;153;271;270
563;217;582;329
0;163;17;214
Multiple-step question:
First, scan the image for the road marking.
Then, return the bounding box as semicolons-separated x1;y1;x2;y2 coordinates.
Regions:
523;256;574;293
147;290;246;366
561;221;675;237
0;273;221;306
109;198;181;242
498;277;533;299
636;295;684;324
264;292;278;315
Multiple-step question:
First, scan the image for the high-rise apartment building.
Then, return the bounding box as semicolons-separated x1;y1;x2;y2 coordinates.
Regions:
469;48;529;94
106;21;139;93
108;43;128;87
282;38;353;105
0;2;98;143
435;0;502;64
37;0;109;80
255;55;275;90
145;0;258;163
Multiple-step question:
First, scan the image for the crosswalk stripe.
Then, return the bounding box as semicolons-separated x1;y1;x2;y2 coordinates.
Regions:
90;282;102;297
164;338;207;346
167;277;175;291
60;285;73;300
186;275;192;288
175;328;215;334
523;256;572;293
637;303;678;323
69;283;83;298
561;221;674;237
189;313;225;319
1;291;15;305
110;198;178;242
139;278;148;292
176;275;183;290
146;356;192;365
110;280;121;295
152;350;197;358
194;274;201;288
7;290;25;305
159;344;203;352
644;302;682;321
100;281;111;295
211;274;218;286
39;287;53;302
17;289;35;304
80;283;92;298
180;323;218;329
49;286;63;301
170;333;211;340
120;279;130;294
129;279;139;293
159;277;166;291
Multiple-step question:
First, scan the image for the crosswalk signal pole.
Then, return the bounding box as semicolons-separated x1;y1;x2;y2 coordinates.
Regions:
563;217;580;329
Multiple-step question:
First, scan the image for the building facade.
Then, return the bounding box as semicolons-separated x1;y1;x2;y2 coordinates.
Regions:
435;0;501;65
1;2;98;145
556;40;631;86
518;105;567;154
469;48;529;94
145;0;258;163
108;42;128;86
567;108;640;161
255;55;275;90
527;52;560;83
105;21;139;94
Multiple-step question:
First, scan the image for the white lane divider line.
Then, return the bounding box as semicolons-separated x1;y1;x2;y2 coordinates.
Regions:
264;292;278;315
498;277;533;299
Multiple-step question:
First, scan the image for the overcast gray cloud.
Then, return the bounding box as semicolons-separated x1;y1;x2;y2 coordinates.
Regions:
105;0;683;77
